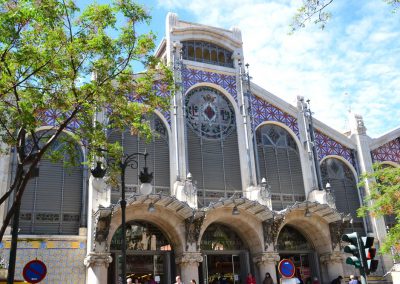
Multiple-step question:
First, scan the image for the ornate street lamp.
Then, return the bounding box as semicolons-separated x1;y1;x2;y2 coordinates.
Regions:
91;151;153;283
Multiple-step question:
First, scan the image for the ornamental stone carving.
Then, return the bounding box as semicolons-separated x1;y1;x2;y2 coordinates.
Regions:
185;214;205;250
351;114;367;135
93;206;112;251
84;252;113;268
329;219;348;250
262;215;285;250
320;251;345;264
175;252;203;266
253;252;280;265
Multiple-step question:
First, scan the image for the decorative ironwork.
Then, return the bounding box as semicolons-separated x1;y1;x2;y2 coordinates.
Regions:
251;96;299;136
200;223;246;250
277;225;312;251
186;86;235;140
185;214;205;250
262;215;285;250
371;137;400;164
35;213;60;222
329;219;348;250
181;66;237;101
63;214;80;222
110;221;171;251
20;212;32;221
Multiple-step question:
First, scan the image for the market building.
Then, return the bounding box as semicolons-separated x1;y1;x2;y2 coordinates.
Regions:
0;13;399;284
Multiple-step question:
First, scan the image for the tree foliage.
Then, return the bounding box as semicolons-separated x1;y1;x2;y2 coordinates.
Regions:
290;0;400;32
0;0;174;241
358;164;400;259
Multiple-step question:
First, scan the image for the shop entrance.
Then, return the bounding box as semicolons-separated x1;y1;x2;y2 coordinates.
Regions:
277;226;321;284
199;223;251;284
109;220;174;284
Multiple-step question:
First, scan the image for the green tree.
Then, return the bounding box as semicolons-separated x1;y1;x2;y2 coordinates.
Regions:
358;164;400;259
290;0;400;32
0;0;174;242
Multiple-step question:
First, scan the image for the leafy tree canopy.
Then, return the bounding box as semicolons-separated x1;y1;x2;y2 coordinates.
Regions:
0;0;174;241
358;164;400;259
290;0;400;32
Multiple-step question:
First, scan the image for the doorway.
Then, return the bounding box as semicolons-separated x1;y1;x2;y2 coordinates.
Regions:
200;252;250;284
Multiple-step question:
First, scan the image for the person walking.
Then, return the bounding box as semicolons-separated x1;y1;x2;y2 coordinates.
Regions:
331;275;343;284
348;275;358;284
246;273;256;284
175;275;184;284
263;272;274;284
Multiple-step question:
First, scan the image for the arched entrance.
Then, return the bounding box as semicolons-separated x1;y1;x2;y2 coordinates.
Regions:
277;225;321;283
109;220;175;284
200;223;250;284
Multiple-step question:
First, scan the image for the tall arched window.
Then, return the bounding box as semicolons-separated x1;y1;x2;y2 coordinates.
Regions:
321;158;365;234
185;86;242;207
18;134;84;235
256;124;305;210
107;115;170;203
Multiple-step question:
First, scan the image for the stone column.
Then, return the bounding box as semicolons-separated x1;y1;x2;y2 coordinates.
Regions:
349;113;394;273
253;252;280;284
175;252;203;284
84;252;113;284
320;251;345;283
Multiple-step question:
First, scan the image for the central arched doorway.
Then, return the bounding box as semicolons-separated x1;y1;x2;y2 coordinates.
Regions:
200;223;250;284
277;225;321;283
109;220;175;284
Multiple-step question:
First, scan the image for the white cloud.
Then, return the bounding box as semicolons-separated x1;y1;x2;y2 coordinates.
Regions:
157;0;400;137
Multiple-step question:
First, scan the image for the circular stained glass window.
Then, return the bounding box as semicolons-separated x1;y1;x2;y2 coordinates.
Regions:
185;87;235;140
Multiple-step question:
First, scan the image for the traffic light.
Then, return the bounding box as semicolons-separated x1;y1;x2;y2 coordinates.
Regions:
361;236;379;274
342;232;362;268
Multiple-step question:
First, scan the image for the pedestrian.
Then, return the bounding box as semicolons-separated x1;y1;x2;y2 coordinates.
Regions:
331;275;343;284
175;275;184;284
127;278;133;284
246;273;256;284
312;277;320;284
263;272;274;284
349;275;358;284
190;280;196;284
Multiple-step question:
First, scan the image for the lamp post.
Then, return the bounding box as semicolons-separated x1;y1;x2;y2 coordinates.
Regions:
91;151;153;283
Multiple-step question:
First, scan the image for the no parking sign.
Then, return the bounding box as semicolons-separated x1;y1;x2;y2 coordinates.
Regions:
278;259;295;278
23;259;47;283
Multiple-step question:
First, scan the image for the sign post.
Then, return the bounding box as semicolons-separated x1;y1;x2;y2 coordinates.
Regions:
22;259;47;284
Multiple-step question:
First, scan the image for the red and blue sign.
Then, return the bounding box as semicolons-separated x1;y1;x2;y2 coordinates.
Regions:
278;259;295;278
23;259;47;283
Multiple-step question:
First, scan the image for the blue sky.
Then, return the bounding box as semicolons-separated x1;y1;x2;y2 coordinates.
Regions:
79;0;400;138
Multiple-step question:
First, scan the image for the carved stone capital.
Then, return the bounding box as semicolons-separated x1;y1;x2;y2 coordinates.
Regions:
84;252;113;268
253;252;280;265
320;251;345;264
175;252;203;266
